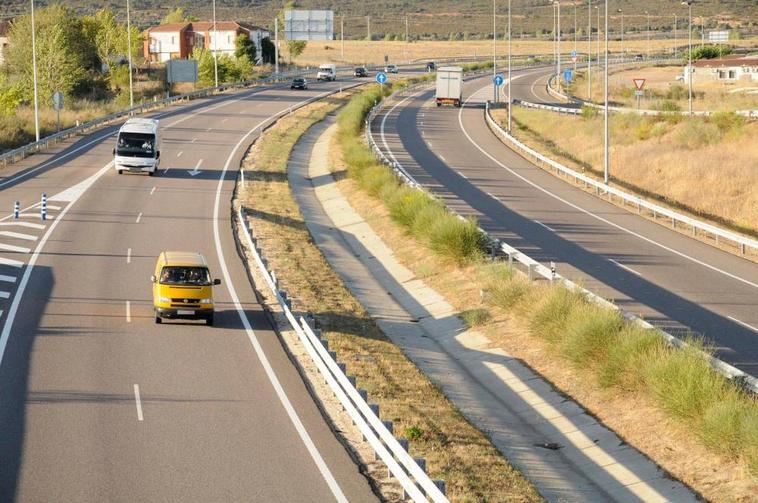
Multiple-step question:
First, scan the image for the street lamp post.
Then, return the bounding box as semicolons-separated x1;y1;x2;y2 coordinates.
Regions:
588;0;592;101
617;8;623;59
556;1;561;91
493;0;497;103
30;0;40;142
604;0;609;185
683;1;693;116
573;2;577;76
646;11;651;58
126;0;134;108
212;0;219;87
507;0;512;131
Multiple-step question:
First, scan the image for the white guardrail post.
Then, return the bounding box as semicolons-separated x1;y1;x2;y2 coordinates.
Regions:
362;80;757;394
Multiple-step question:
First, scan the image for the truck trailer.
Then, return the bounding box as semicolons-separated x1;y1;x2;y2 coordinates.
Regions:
435;66;463;107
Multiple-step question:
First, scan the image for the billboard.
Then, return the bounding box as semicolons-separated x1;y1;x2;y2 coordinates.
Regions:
167;59;198;84
284;10;334;41
708;31;729;43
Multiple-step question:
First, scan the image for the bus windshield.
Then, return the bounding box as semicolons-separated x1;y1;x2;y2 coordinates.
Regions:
116;132;155;158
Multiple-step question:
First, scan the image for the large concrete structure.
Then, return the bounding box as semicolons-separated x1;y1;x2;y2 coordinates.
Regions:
143;21;270;64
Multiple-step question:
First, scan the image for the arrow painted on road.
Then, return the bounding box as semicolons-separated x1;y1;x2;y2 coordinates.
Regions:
188;159;203;177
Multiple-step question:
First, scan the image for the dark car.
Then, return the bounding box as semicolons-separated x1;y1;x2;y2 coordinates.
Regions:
426;61;436;71
354;67;368;77
291;78;308;90
634;54;644;61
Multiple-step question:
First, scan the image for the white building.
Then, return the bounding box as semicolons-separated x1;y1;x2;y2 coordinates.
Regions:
691;55;758;83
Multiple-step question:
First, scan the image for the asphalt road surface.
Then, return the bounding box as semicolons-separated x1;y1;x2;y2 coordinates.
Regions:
0;77;379;502
372;66;758;377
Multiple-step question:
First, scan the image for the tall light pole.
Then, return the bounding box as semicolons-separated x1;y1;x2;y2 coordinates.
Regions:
617;8;623;58
683;1;693;116
596;6;600;70
603;0;609;185
126;0;134;108
341;15;345;61
274;17;279;75
674;14;678;58
573;2;577;76
30;0;40;141
555;1;561;91
212;0;219;87
587;0;592;101
507;0;512;131
493;0;497;102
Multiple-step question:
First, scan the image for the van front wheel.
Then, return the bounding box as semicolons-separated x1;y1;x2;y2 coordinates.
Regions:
155;313;162;324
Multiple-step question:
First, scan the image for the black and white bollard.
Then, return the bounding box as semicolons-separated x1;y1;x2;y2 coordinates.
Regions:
14;201;19;219
550;261;556;281
40;193;47;221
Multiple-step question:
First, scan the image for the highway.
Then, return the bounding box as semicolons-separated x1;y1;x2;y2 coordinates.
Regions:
371;66;758;377
0;78;377;501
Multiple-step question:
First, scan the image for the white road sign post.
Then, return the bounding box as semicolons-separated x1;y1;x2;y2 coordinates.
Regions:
633;78;646;110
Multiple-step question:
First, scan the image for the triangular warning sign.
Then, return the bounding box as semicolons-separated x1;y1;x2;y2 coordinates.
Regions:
633;78;646;91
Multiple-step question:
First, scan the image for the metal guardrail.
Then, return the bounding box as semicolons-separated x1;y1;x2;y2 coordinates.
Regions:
0;66;358;168
485;101;758;256
364;78;758;394
236;205;448;503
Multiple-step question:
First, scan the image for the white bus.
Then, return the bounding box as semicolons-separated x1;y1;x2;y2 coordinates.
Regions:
113;118;161;176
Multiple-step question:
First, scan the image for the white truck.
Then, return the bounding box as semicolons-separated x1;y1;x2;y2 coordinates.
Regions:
317;63;337;81
113;118;161;176
435;66;463;107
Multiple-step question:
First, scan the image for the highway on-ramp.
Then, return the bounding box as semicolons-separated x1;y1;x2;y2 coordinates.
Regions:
371;67;758;377
0;78;377;502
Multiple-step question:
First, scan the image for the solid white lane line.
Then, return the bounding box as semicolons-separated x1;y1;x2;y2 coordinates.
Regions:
458;171;468;179
0;243;31;253
728;316;758;334
0;275;17;283
534;220;556;233
150;187;156;195
0;257;24;268
439;155;446;161
127;248;132;264
135;212;142;224
459;85;758;290
191;138;197;143
213;94;348;502
609;259;643;277
0;222;46;229
177;151;183;157
126;301;131;322
0;231;37;241
133;384;144;421
0;292;9;299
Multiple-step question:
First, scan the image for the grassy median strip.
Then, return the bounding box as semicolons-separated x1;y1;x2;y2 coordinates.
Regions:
333;84;758;496
238;87;542;501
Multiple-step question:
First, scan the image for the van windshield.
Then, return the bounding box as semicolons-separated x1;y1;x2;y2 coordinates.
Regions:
117;132;156;158
160;266;211;286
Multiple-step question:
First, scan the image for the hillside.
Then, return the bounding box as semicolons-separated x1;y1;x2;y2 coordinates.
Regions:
2;1;757;39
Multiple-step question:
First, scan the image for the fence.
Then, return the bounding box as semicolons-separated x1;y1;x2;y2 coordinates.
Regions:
364;78;758;394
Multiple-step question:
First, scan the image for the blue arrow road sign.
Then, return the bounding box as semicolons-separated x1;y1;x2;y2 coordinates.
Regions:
493;74;505;86
571;50;577;58
376;72;388;84
563;69;573;83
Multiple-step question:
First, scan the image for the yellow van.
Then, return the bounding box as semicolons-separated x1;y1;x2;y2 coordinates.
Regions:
151;251;221;326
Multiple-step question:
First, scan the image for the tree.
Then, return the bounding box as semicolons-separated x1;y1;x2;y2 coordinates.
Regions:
261;37;276;65
235;33;257;64
5;5;94;104
82;8;141;92
279;1;307;62
162;7;196;25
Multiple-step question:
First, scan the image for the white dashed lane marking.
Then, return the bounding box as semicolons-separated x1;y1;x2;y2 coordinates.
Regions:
0;276;17;283
0;231;37;241
0;222;46;229
0;243;31;254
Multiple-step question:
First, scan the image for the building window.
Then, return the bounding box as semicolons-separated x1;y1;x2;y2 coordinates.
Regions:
171;36;176;45
728;70;736;79
718;70;727;79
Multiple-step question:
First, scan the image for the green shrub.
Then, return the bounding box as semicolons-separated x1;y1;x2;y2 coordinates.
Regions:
710;111;745;134
634;120;653;140
480;262;532;311
530;286;585;343
649;121;669;139
658;100;682;113
598;325;666;389
460;308;492;327
560;304;624;367
428;215;485;265
674;119;722;148
405;425;424;440
580;105;598;119
664;84;688;101
387;186;434;228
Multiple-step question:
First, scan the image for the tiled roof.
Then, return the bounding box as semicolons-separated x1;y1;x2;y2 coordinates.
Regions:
145;22;191;34
693;56;758;68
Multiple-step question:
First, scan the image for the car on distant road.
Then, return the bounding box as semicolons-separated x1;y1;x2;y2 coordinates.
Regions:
634;54;644;61
152;251;221;326
385;64;399;74
426;61;436;72
354;67;368;77
317;63;337;81
291;77;308;90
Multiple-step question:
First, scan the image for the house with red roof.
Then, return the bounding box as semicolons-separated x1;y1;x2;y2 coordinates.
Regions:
143;21;270;64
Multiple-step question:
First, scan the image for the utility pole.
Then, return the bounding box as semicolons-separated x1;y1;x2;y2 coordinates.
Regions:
508;0;512;131
683;0;693;116
618;8;623;58
212;0;219;87
126;0;134;108
556;1;561;92
30;0;40;141
588;0;592;101
493;0;497;102
274;17;279;75
341;15;344;60
604;0;609;185
573;2;577;76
